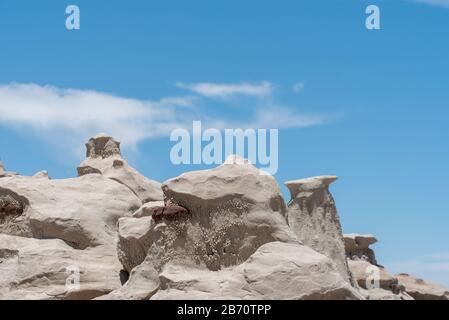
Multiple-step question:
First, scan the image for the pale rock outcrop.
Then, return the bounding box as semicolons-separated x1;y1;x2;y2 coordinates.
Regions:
348;260;400;292
396;273;449;300
132;201;165;218
344;233;377;264
77;134;163;203
0;234;121;300
0;161;18;178
358;288;413;300
117;216;155;272
150;155;297;271
32;170;50;179
0;174;141;248
285;176;351;283
96;257;160;300
151;242;363;300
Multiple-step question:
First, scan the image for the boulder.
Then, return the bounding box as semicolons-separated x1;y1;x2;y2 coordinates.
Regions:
285;176;351;283
151;156;297;271
152;242;363;300
0;174;141;248
396;273;449;300
344;233;377;264
0;234;121;300
77;134;163;203
117;216;155;272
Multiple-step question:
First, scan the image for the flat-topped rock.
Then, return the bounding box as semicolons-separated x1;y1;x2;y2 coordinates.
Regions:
285;175;338;198
285;175;351;283
344;233;378;264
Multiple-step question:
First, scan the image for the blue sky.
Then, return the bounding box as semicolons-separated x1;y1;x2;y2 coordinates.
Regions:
0;0;448;286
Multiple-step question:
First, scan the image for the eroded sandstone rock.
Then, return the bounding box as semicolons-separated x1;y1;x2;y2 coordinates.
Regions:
0;174;141;248
344;233;377;264
348;260;400;292
151;242;363;300
396;273;449;300
0;234;121;300
77;134;163;203
285;176;351;283
151;156;297;271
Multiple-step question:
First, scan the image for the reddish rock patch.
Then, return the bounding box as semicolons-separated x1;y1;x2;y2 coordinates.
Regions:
151;205;189;221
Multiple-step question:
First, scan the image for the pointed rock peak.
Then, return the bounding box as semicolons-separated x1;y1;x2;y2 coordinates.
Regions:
285;175;338;198
85;133;121;159
0;161;4;174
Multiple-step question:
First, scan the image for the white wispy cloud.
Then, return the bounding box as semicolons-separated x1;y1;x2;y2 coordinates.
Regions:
0;82;332;155
0;83;193;148
292;82;305;93
387;251;449;289
414;0;449;8
175;81;274;99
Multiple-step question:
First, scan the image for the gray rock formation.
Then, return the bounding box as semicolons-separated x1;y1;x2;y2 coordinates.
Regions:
0;234;121;300
344;233;377;264
285;176;351;283
396;273;449;300
1;136;448;300
152;156;296;271
150;242;362;300
77;133;163;203
348;260;401;292
0;174;141;248
117;216;155;272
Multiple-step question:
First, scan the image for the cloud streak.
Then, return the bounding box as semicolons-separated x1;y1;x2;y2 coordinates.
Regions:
0;82;333;155
175;81;274;99
414;0;449;8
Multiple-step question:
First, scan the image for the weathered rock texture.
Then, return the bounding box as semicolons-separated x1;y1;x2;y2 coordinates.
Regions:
1;135;447;300
77;133;163;203
0;174;141;248
151;156;297;271
348;260;400;292
285;176;351;283
396;274;449;300
0;234;121;299
151;242;362;300
344;233;377;264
